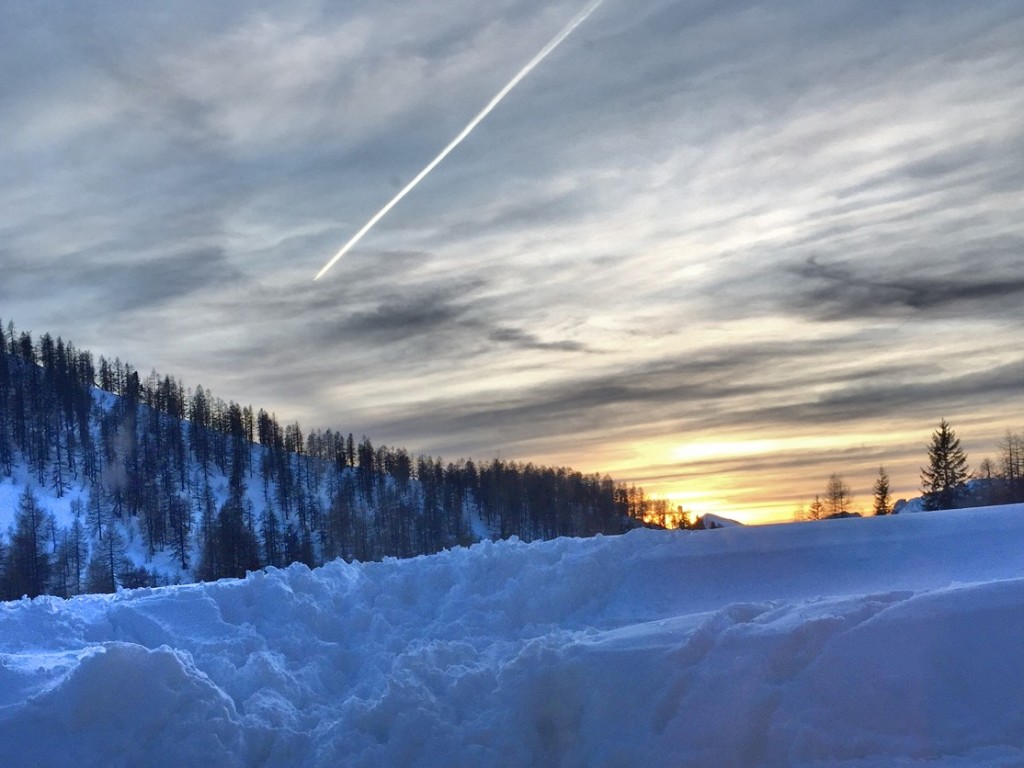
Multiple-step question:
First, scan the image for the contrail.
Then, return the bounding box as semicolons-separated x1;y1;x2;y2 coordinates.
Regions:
315;0;604;280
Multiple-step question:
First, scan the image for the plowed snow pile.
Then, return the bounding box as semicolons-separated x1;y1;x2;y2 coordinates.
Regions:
3;505;1024;767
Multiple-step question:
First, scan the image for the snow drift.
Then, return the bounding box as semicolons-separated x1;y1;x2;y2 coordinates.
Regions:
2;504;1024;767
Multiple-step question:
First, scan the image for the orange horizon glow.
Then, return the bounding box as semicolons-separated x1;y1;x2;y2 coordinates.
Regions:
579;413;1020;527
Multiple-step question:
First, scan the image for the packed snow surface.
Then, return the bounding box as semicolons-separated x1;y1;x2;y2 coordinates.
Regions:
3;505;1024;767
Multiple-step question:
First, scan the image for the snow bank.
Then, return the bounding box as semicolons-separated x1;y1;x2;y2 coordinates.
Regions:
2;505;1024;767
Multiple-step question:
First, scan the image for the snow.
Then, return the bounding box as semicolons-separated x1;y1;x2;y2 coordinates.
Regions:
0;471;84;531
3;504;1024;766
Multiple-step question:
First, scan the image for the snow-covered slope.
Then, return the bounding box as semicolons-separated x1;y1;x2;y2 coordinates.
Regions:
2;504;1024;767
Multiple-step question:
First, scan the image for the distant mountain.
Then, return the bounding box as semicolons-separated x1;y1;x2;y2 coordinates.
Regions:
694;513;743;529
0;323;643;598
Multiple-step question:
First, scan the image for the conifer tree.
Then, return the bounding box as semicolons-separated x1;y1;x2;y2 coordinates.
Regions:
0;333;12;476
198;492;260;581
167;494;190;570
261;506;281;568
872;467;893;516
5;486;50;599
921;419;969;510
85;526;126;594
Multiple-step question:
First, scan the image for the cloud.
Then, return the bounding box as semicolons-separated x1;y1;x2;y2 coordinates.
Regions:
347;338;864;450
487;326;589;353
789;256;1024;321
334;291;470;342
747;358;1024;430
0;247;244;319
98;249;247;312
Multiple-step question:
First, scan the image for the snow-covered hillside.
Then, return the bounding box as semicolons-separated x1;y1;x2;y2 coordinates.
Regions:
2;504;1024;767
0;341;637;595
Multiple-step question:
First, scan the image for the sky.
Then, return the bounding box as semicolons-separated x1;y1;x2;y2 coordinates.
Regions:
2;0;1023;523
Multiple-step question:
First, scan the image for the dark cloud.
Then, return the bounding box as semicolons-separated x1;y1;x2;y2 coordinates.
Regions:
790;256;1024;321
305;268;490;346
0;247;243;318
750;359;1024;429
832;139;1024;203
82;248;245;313
487;326;589;353
336;292;470;342
353;339;880;450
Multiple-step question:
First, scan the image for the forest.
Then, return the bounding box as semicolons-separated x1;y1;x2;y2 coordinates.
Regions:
0;319;652;600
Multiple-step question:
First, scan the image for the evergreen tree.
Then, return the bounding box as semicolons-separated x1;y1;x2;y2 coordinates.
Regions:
261;506;282;568
167;494;190;570
69;514;87;595
56;498;88;596
0;335;13;477
86;486;109;541
5;486;51;599
51;527;77;598
921;419;969;510
104;523;127;592
198;492;261;581
83;507;127;594
872;466;893;516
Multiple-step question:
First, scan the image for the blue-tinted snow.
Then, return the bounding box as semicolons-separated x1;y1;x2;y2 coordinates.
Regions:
2;505;1024;767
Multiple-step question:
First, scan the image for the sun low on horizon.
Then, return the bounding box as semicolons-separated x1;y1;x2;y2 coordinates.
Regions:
585;408;1024;526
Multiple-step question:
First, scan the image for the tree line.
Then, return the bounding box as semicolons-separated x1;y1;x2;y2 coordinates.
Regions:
800;418;1024;520
0;319;651;600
